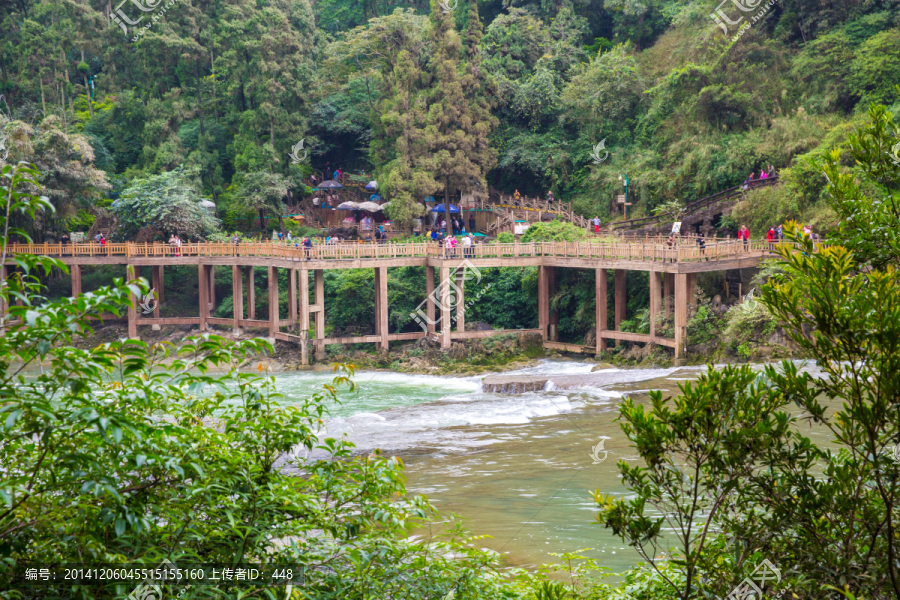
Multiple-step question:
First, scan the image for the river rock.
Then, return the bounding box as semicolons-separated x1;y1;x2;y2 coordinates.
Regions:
591;362;615;371
481;375;549;393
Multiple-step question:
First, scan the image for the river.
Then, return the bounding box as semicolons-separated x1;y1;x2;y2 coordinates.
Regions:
268;359;719;573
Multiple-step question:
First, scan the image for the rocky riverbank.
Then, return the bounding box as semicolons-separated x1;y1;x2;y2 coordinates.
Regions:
70;319;807;376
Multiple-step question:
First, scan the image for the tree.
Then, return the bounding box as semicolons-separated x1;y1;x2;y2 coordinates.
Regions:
0;114;109;240
0;163;518;599
595;103;900;599
235;170;289;233
112;169;219;239
421;0;497;236
378;49;434;230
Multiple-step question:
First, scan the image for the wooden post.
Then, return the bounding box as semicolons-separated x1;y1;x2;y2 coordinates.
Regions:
596;268;607;354
198;264;209;332
455;267;465;333
664;273;674;318
426;265;436;335
675;273;688;358
649;271;661;342
299;269;310;365
687;273;698;315
373;267;382;337
440;265;451;349
245;266;255;320
232;265;243;335
288;268;297;332
376;266;389;350
268;266;278;339
157;266;164;304
208;266;215;311
150;265;161;330
538;265;549;342
614;269;626;347
314;269;325;360
71;264;82;298
127;264;138;338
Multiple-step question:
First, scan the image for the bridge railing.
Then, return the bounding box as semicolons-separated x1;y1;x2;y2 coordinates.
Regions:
8;239;795;263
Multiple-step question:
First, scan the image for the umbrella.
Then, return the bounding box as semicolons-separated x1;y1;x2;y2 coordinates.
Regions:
336;201;360;210
431;204;460;213
320;180;343;189
365;181;378;191
357;201;383;212
369;193;382;202
380;202;391;209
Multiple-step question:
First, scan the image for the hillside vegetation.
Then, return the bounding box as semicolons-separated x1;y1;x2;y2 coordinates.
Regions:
1;0;898;238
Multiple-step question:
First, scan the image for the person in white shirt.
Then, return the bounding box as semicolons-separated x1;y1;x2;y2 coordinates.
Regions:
463;233;474;258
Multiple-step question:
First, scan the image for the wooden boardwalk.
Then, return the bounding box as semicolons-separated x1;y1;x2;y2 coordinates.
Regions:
3;240;776;361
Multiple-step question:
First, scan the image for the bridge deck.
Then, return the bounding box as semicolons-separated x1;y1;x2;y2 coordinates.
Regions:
5;240;771;272
2;240;777;362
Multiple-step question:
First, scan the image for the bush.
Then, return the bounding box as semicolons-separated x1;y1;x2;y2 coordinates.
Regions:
520;220;588;242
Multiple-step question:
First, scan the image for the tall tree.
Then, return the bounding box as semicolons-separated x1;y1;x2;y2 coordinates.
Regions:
422;0;496;236
378;49;434;230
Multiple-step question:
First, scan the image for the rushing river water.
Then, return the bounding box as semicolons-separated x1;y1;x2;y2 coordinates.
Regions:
269;360;718;573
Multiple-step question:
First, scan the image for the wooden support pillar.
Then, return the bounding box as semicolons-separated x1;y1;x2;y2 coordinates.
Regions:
127;265;138;339
614;269;626;347
208;267;215;310
664;273;674;318
288;268;297;332
440;266;451;349
675;273;688;358
375;266;389;350
538;265;549;341
425;265;436;335
299;269;309;365
373;268;382;336
547;266;558;342
150;265;161;330
455;267;465;333
198;264;209;332
232;265;243;335
268;266;278;339
649;271;661;340
157;266;164;304
314;269;325;360
71;264;82;298
245;267;255;320
596;268;607;354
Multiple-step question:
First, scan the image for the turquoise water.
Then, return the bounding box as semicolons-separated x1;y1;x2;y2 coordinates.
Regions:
269;361;696;572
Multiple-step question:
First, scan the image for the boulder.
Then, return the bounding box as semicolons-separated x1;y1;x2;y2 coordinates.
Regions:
449;342;468;360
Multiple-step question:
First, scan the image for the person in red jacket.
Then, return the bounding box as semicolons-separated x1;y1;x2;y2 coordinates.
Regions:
738;225;750;250
766;227;776;252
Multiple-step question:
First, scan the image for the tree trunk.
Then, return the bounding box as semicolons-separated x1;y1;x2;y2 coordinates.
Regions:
259;209;266;234
81;49;93;117
40;78;46;115
444;177;453;237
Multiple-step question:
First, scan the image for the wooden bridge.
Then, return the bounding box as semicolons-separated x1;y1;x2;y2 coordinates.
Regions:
2;239;774;363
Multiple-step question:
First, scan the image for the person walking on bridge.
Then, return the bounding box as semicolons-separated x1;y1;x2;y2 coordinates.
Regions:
766;227;776;252
513;189;521;208
738;225;750;250
593;216;600;234
697;231;708;261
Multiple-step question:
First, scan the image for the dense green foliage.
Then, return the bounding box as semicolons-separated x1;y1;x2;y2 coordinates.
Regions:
2;0;897;234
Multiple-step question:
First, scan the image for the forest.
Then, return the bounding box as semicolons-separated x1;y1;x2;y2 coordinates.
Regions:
1;0;898;237
2;0;899;350
3;0;900;597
